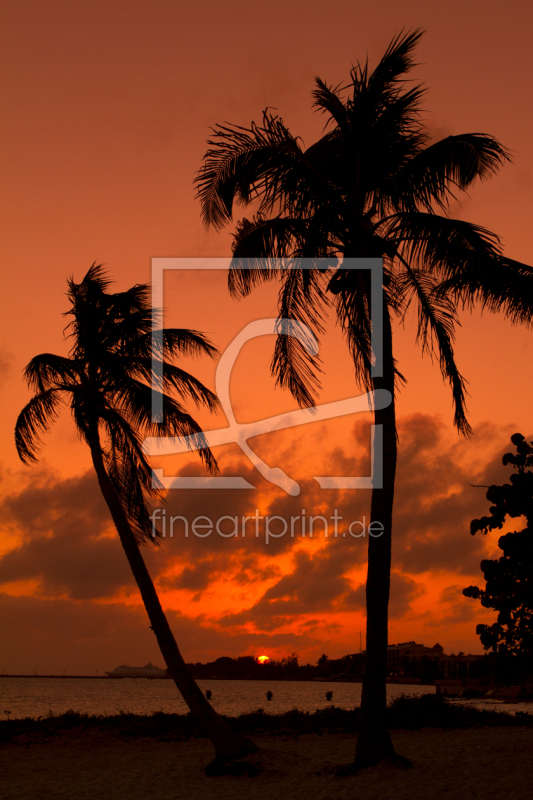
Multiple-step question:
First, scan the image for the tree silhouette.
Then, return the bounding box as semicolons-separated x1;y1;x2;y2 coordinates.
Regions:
196;30;533;766
15;265;257;762
464;433;533;682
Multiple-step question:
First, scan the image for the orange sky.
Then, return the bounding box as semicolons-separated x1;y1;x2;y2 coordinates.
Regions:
1;0;533;673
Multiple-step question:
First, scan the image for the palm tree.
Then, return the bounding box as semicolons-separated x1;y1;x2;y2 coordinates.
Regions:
15;265;257;762
196;30;533;766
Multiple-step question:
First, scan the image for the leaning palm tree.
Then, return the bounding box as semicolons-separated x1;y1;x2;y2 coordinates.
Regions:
15;265;257;762
196;30;533;766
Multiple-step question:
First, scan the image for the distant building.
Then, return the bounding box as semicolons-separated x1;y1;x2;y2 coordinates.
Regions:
387;642;443;675
385;641;483;678
438;650;484;679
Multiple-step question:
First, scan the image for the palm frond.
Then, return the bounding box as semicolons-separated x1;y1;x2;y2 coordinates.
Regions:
24;353;81;393
67;262;112;297
349;29;426;153
437;257;533;325
195;113;301;228
396;256;471;434
269;267;329;407
115;357;219;411
15;388;66;463
312;78;351;133
384;211;503;276
229;216;311;298
232;215;308;261
113;377;217;472
100;412;159;543
100;404;155;494
196;111;334;229
389;134;510;213
329;268;374;391
366;28;424;91
159;329;219;360
385;212;533;326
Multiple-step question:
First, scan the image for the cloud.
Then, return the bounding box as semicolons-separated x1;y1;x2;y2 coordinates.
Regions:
388;415;518;575
217;541;365;631
145;450;372;603
435;583;477;625
155;413;517;586
2;470;109;539
0;593;154;673
0;412;520;667
0;592;317;673
344;572;424;619
0;471;134;598
159;556;226;592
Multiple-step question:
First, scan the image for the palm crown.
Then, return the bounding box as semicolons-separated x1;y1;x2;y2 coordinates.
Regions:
196;29;533;432
15;264;219;542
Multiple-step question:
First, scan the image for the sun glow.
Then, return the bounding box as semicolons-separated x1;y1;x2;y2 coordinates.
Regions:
257;655;270;664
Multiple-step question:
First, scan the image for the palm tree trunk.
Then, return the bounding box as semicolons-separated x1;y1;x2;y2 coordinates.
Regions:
88;432;257;761
354;300;397;765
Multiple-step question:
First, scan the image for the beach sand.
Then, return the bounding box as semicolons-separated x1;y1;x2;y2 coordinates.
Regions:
2;727;532;800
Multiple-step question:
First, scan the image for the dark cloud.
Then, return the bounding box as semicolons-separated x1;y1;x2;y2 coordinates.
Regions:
344;572;424;619
0;471;134;598
0;592;155;674
231;554;280;586
155;413;517;584
0;412;521;666
159;552;279;595
3;469;109;539
173;414;517;631
434;584;477;626
145;447;373;604
159;556;225;593
389;415;519;576
218;542;366;631
0;592;316;673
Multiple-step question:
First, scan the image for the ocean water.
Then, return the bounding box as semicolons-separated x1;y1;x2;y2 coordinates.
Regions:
0;677;528;720
1;677;431;719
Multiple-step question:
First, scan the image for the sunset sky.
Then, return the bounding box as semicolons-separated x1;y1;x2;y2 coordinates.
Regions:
2;0;533;674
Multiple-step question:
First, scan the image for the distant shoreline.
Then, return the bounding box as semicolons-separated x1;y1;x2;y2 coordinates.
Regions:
1;674;111;680
0;674;435;686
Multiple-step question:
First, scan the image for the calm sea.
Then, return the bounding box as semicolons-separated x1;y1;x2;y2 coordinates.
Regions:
1;678;428;719
0;677;525;719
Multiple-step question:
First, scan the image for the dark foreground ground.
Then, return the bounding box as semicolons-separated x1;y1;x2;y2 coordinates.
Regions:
2;697;532;800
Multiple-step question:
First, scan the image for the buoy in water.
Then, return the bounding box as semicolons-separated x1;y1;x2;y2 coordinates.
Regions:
266;690;273;701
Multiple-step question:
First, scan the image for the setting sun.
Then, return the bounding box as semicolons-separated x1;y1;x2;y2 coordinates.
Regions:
257;655;270;664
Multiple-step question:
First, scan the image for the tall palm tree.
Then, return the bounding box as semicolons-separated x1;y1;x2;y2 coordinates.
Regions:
196;30;533;766
15;265;257;762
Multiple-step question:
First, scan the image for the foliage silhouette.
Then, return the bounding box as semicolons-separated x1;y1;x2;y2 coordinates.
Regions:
196;29;533;767
14;265;257;762
2;695;531;747
464;433;533;683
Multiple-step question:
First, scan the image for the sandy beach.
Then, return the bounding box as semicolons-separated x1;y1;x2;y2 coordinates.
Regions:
2;726;532;800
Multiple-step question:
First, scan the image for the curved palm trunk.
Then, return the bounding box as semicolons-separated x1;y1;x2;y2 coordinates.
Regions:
354;301;397;765
88;434;257;761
